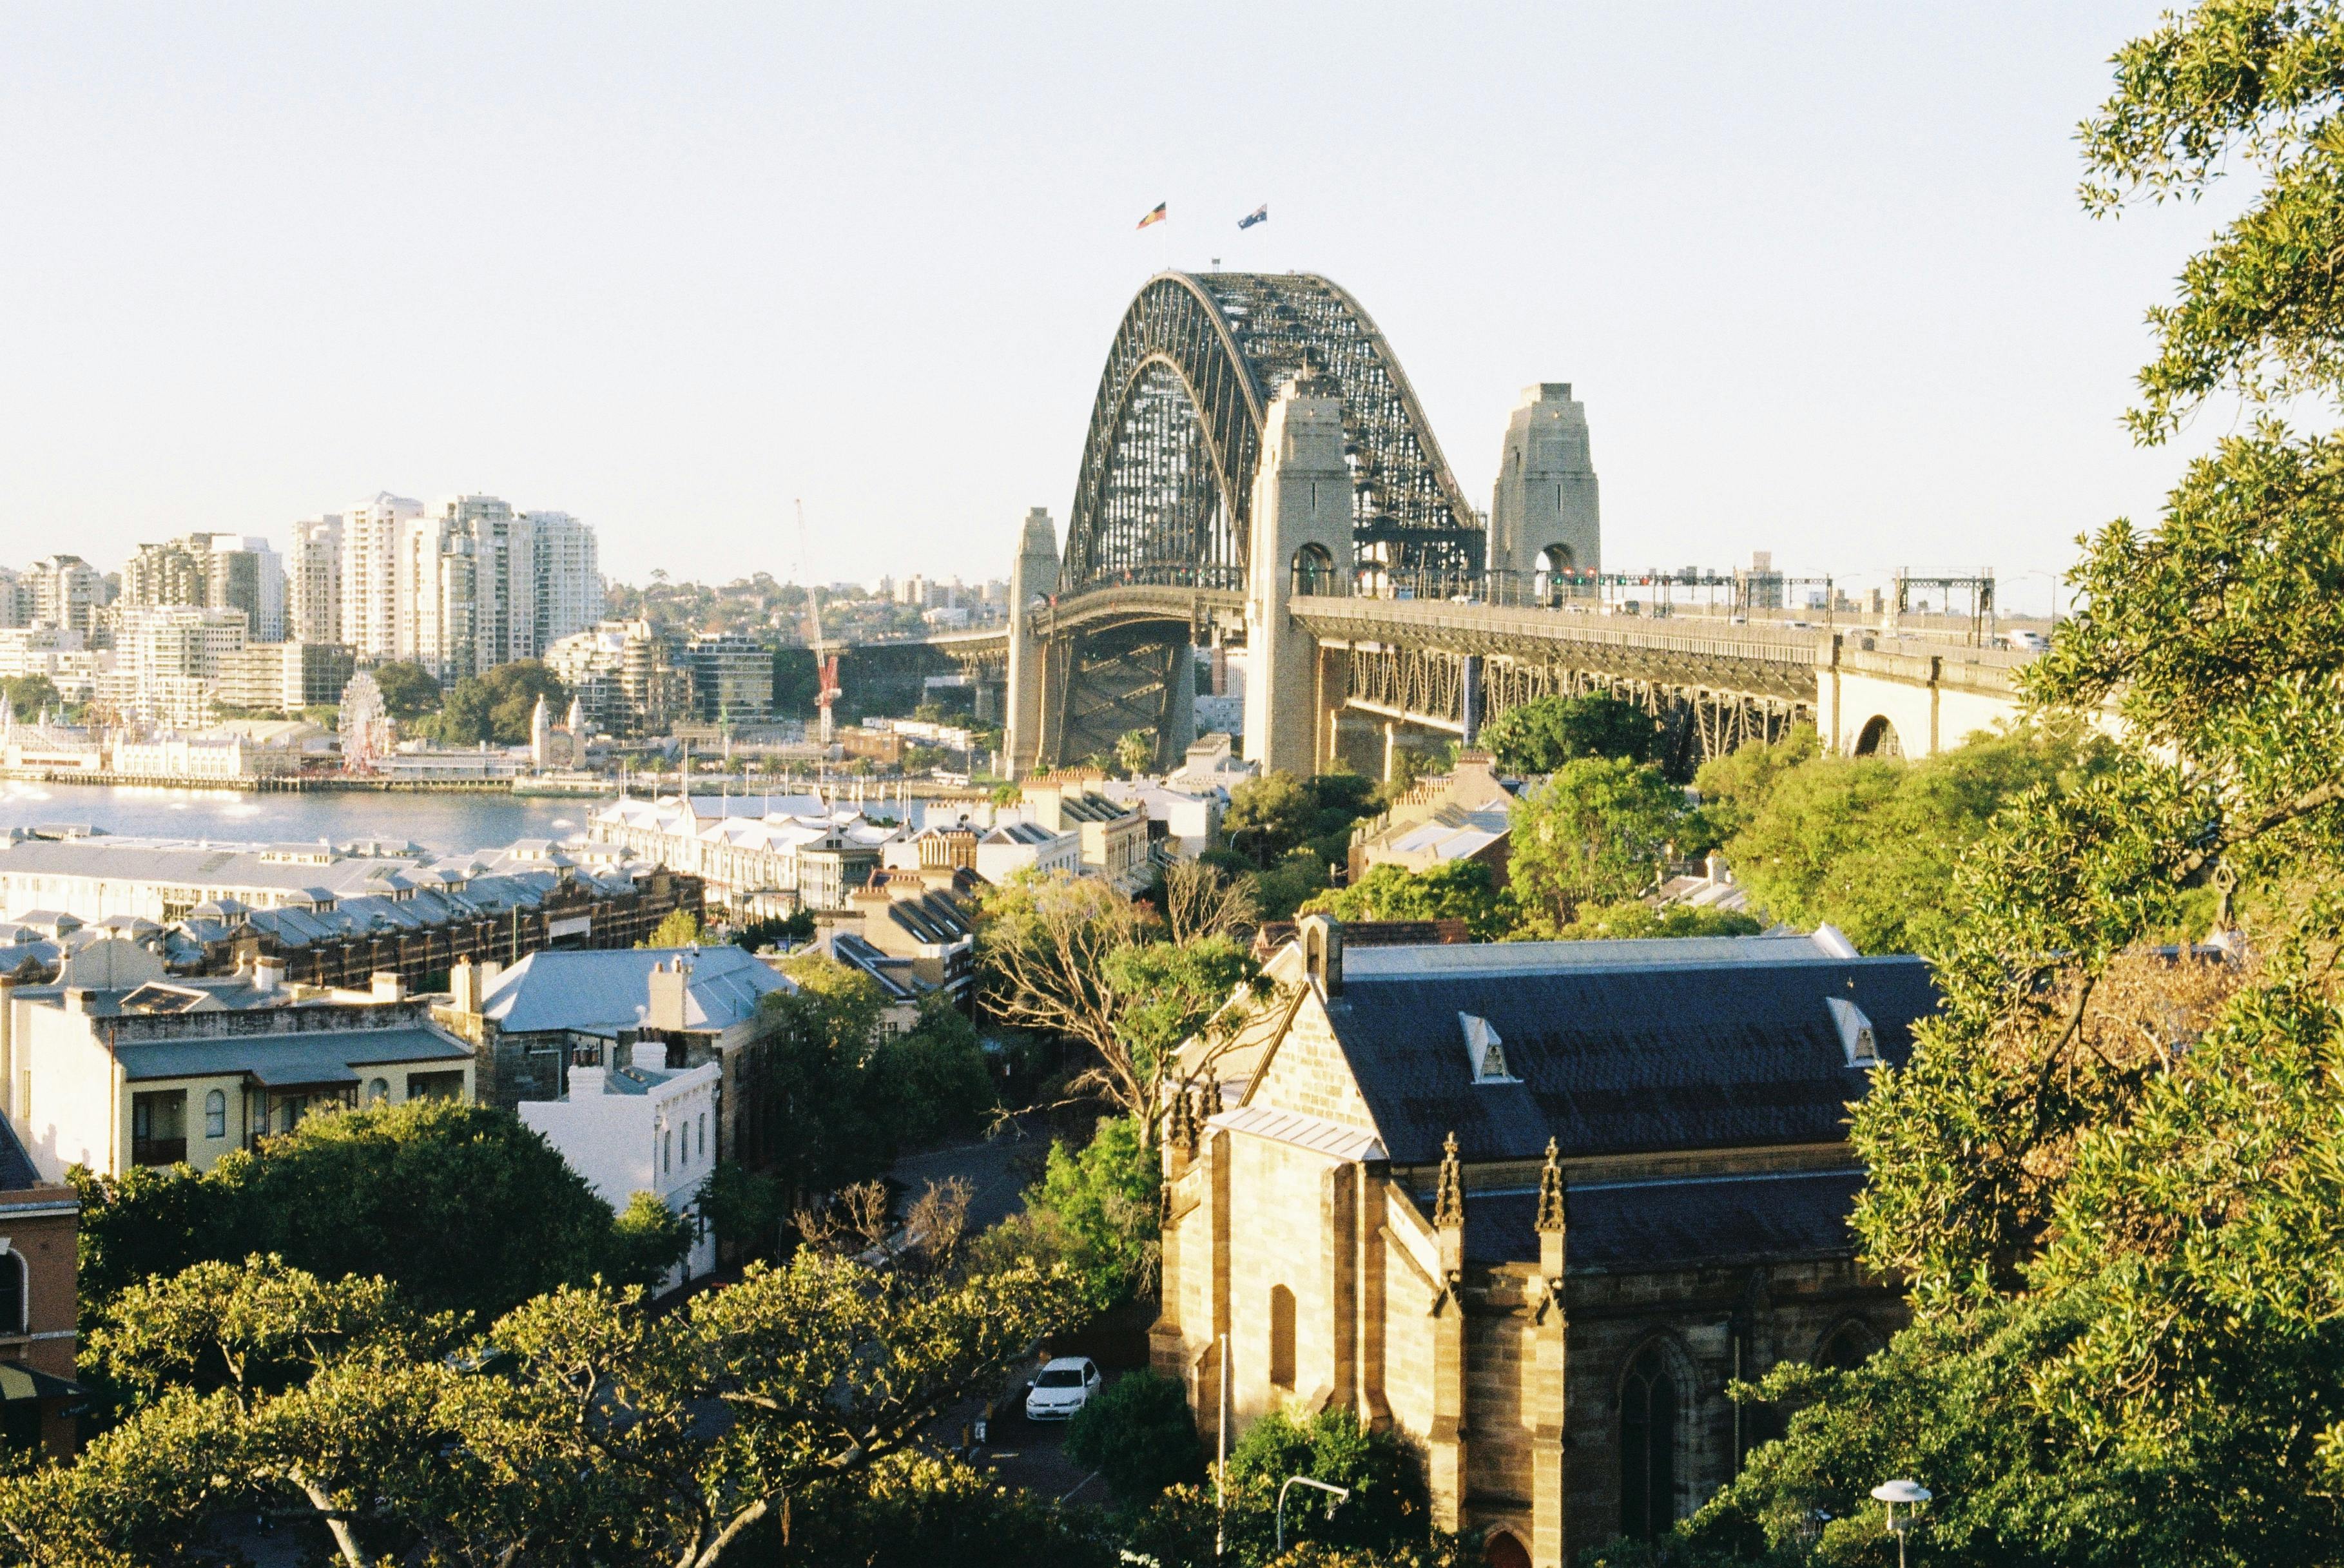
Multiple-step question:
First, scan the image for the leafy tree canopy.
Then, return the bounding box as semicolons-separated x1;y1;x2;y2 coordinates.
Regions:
1478;692;1658;773
431;659;566;746
366;659;441;721
1299;860;1513;941
1506;756;1685;934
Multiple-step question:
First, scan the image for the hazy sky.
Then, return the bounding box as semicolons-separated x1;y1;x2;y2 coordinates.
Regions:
0;3;2251;613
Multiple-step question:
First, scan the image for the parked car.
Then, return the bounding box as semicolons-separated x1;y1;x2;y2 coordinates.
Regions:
1023;1356;1102;1421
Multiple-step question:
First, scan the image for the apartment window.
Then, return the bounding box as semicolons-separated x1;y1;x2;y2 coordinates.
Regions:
366;1078;391;1105
663;1129;672;1174
203;1089;226;1140
698;1112;707;1161
406;1070;464;1101
131;1090;188;1167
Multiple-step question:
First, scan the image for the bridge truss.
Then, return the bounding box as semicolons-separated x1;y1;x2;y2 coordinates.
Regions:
1060;272;1483;596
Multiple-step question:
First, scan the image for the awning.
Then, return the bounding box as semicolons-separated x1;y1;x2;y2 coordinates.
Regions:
0;1363;79;1402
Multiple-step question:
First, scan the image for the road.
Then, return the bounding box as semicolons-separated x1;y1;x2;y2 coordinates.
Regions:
887;1115;1048;1233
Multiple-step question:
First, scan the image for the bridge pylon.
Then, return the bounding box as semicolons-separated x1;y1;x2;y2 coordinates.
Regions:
1489;382;1600;580
1004;506;1059;777
1244;367;1354;778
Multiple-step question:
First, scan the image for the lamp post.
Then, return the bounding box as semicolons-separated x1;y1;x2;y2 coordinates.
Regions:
1275;1476;1351;1556
1870;1479;1931;1568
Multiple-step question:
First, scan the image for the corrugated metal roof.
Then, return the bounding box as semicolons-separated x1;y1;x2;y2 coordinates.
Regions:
117;1025;470;1084
1340;931;1856;980
1210;1103;1388;1162
479;945;791;1034
1328;954;1937;1165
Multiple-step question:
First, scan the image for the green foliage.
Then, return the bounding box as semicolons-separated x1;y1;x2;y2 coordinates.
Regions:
979;1116;1161;1314
1718;721;2116;956
1251;847;1333;922
429;659;566;746
734;909;816;949
1480;692;1658;773
1226;770;1321;866
1116;728;1155;777
367;659;441;721
771;1452;1120;1567
697;1160;786;1259
1;673;62;721
1098;933;1257;1093
875;999;997;1148
1130;1406;1441;1566
1687;724;1822;851
640;907;708;948
72;1097;666;1331
1506;756;1686;932
1064;1370;1204;1502
1553;898;1763;941
609;1190;695;1284
761;955;900;1202
1299;860;1513;940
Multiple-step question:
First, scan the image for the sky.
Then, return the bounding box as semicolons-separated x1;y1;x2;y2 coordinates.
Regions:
0;3;2259;615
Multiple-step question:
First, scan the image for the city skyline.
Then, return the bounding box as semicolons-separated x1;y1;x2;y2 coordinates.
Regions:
0;2;2242;617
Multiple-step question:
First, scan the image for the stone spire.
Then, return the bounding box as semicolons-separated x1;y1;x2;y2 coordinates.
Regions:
1535;1137;1565;1234
1433;1130;1464;1230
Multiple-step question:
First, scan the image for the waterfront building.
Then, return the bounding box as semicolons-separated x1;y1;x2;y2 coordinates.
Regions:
117;535;282;644
523;511;601;651
215;640;355;715
1153;920;1926;1565
0;939;472;1181
108;730;301;783
286;516;343;646
587;794;900;911
100;605;248;730
0;1116;81;1457
23;558;104;639
543;619;692;736
519;1040;720;1290
0;628;108;705
678;631;773;723
0;714;103;775
339;492;423;661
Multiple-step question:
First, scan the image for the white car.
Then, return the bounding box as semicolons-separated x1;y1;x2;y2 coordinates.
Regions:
1023;1356;1101;1421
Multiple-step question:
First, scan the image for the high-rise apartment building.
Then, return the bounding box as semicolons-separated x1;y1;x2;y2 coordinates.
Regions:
287;516;343;645
523;511;599;650
679;632;773;723
445;495;534;671
26;556;105;637
0;568;34;630
117;535;283;643
340;492;423;661
101;606;248;728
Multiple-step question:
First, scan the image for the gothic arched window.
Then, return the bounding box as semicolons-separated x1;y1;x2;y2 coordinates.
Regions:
1619;1344;1680;1539
1269;1284;1297;1390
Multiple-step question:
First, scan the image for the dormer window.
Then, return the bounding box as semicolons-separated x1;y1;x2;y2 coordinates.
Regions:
1827;996;1881;1068
1459;1012;1518;1083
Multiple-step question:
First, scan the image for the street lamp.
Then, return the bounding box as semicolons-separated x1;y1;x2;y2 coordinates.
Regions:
1870;1479;1931;1568
1275;1476;1351;1555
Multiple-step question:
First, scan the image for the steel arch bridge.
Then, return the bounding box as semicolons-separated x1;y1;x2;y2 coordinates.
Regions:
1060;272;1484;596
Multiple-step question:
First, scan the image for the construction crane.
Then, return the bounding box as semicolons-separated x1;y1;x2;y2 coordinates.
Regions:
798;499;843;744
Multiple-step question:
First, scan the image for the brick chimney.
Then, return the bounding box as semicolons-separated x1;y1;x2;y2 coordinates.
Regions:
369;971;406;1003
646;958;690;1033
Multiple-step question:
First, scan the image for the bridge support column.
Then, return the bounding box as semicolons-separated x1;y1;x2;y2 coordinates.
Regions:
1004;507;1059;777
1244;369;1353;778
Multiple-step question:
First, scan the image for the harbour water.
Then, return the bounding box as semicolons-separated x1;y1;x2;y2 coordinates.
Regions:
0;780;590;855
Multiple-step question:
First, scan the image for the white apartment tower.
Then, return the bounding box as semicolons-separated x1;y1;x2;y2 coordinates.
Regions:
340;492;423;661
287;516;344;645
523;511;599;650
26;556;105;637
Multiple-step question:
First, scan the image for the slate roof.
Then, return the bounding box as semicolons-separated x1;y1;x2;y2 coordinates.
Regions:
1461;1167;1868;1272
1325;952;1937;1165
115;1025;471;1086
479;945;791;1035
0;1118;45;1192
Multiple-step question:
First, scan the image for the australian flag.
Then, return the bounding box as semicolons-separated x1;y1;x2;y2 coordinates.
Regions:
1237;204;1268;229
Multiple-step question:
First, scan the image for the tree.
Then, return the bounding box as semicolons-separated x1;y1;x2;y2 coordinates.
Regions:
11;1248;1083;1567
1;673;61;721
1478;692;1658;773
769;1452;1120;1567
1129;1406;1444;1567
874;999;996;1148
1505;756;1685;933
431;660;566;746
367;659;441;722
641;907;709;948
1225;770;1319;866
1649;13;2344;1563
1298;860;1513;940
72;1097;670;1330
1553;899;1762;941
976;869;1258;1147
1115;728;1155;777
1065;1369;1204;1502
758;955;898;1206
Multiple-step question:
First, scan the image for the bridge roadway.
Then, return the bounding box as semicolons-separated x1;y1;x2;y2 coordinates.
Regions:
873;584;2033;769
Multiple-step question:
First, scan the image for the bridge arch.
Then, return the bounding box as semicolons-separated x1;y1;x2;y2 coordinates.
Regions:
1854;714;1903;758
1060;271;1484;595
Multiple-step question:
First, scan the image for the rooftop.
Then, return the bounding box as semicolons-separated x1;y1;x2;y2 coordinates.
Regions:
478;945;791;1035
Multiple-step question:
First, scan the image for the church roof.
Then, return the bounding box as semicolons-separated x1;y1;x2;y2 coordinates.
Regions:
1322;951;1936;1166
1461;1167;1868;1272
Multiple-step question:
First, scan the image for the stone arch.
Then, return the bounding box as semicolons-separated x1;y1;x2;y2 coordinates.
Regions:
1292;541;1339;597
1814;1315;1883;1371
1540;543;1576;574
1481;1527;1532;1568
1617;1334;1698;1540
1854;714;1903;759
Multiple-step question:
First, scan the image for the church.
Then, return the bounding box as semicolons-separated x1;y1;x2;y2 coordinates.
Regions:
1152;916;1933;1566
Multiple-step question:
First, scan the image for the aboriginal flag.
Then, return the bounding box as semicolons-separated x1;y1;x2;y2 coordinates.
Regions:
1136;202;1168;229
